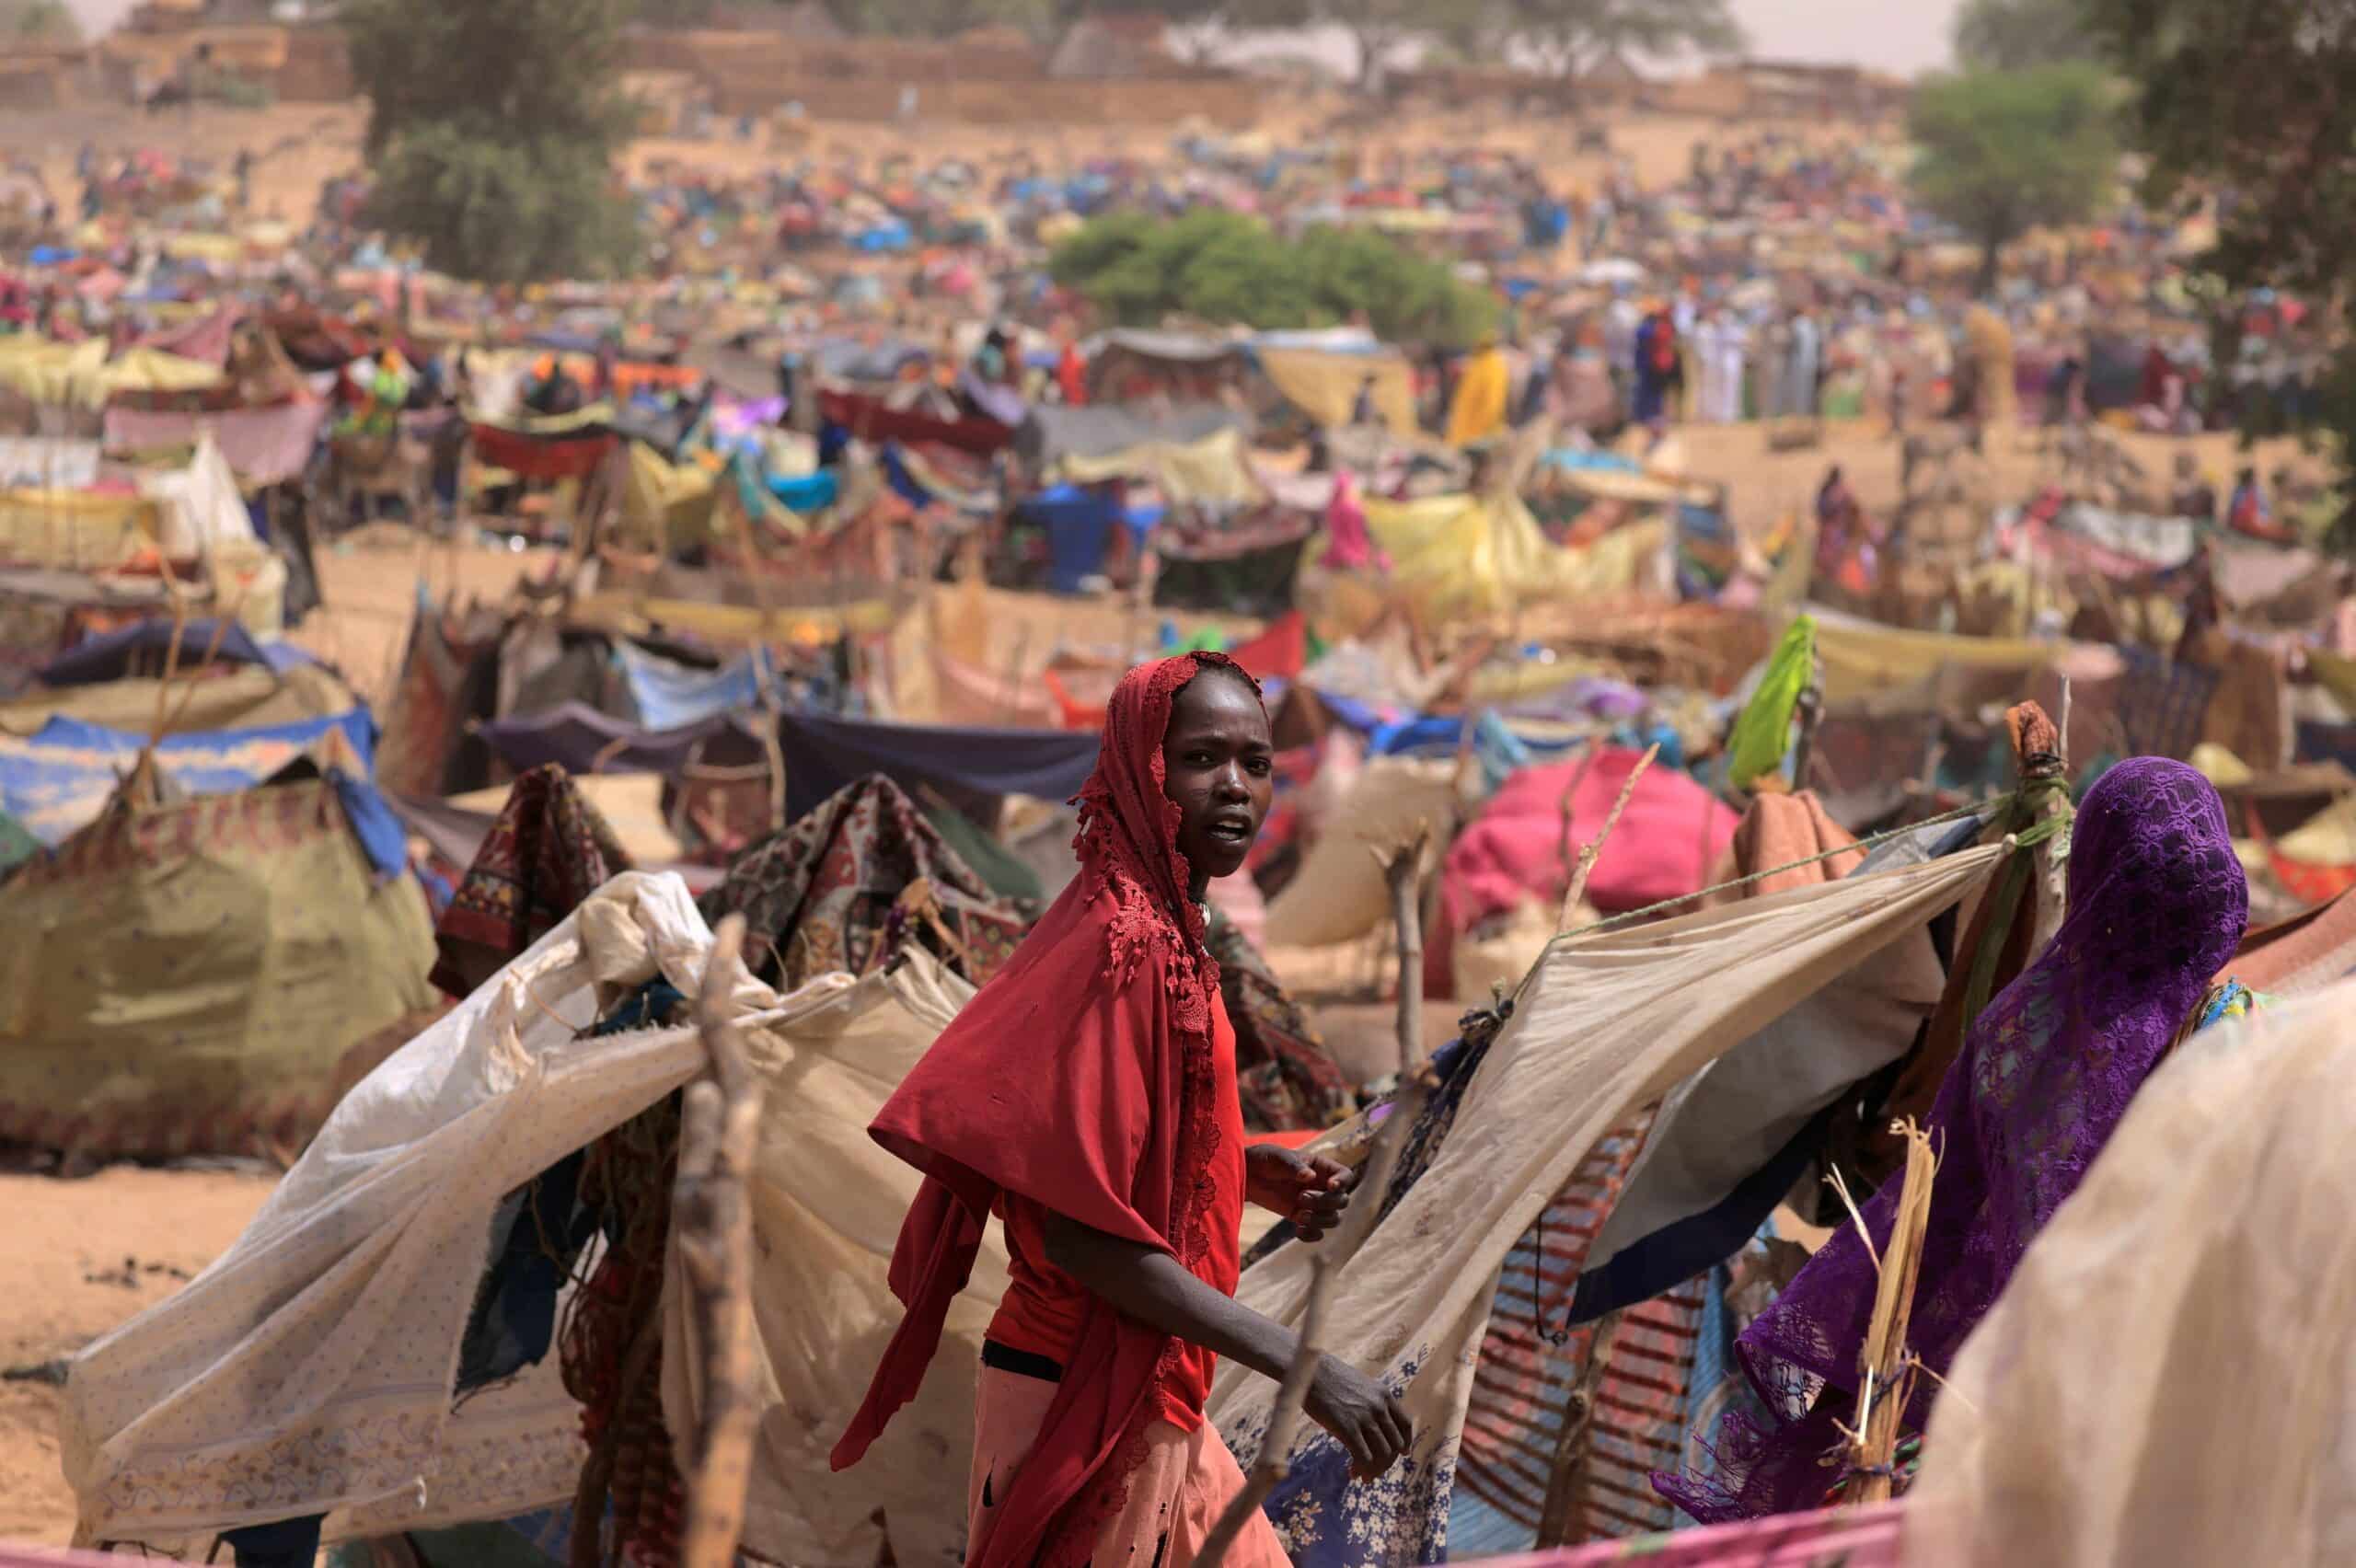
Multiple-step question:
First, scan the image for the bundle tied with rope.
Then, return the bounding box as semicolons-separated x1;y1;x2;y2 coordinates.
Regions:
1835;702;2073;1191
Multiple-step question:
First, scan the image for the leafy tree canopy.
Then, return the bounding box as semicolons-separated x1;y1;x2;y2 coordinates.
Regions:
1907;63;2119;288
1504;0;1744;79
1050;208;1496;347
2085;0;2356;523
1952;0;2097;72
343;0;641;282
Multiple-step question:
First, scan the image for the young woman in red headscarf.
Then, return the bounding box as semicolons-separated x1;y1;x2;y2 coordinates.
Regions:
833;651;1411;1568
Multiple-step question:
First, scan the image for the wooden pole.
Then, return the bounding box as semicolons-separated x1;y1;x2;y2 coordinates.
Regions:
1846;1118;1938;1505
1560;743;1657;930
1196;822;1433;1568
673;914;767;1568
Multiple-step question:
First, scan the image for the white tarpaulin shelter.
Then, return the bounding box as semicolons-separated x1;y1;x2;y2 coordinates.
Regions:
136;432;256;559
1209;844;2004;1562
63;872;999;1568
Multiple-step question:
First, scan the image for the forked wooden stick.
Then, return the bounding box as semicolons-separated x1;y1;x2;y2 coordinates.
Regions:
1559;743;1658;930
1846;1118;1938;1506
674;914;767;1568
1196;822;1434;1568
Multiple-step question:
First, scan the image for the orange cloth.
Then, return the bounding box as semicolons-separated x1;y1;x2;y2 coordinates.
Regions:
967;1365;1288;1568
987;993;1246;1432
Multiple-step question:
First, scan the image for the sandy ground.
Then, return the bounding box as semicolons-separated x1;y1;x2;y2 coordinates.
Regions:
0;1167;278;1543
0;95;1865;236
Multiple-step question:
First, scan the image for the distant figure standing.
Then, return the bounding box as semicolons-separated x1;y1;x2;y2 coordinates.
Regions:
2170;451;2217;527
1632;303;1680;425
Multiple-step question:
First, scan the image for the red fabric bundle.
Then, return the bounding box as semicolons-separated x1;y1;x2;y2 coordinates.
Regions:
1444;746;1738;928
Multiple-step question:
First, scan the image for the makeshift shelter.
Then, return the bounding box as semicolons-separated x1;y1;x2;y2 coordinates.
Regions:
1207;842;2005;1560
1335;490;1669;619
0;776;439;1159
1912;978;2356;1567
1253;340;1418;437
1082;329;1253;407
0;701;382;849
59;874;999;1566
776;709;1099;823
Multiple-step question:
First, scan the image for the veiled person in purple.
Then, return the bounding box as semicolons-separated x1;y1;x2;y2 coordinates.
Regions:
1659;756;2252;1522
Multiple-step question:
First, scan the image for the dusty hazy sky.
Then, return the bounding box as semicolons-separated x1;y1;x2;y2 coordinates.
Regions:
64;0;1968;76
1730;0;1963;75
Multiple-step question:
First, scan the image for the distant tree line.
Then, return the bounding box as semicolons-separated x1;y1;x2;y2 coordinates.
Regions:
633;0;1748;88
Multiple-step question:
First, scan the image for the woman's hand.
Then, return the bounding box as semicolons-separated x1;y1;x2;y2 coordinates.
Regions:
1244;1144;1356;1241
1304;1357;1414;1481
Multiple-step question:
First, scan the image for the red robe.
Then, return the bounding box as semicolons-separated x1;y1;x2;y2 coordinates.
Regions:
833;652;1257;1568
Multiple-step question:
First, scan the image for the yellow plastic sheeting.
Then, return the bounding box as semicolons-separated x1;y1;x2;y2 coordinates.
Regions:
618;440;720;552
1812;616;2059;704
0;779;438;1159
1445;344;1510;448
2277;794;2356;868
0;488;157;569
2310;648;2356;716
0;336;222;410
1256;346;1418;437
2190;743;2255;790
1350;490;1666;617
159;233;244;265
1057;425;1265;508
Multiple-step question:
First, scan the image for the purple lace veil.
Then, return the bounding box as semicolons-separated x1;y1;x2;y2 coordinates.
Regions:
1658;756;2249;1522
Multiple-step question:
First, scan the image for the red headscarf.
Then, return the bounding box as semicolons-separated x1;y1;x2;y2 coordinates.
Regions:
833;651;1260;1568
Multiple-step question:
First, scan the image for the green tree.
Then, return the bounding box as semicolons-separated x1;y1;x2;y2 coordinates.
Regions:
6;0;80;42
1907;64;2119;291
1502;0;1744;80
1049;208;1496;346
1952;0;2096;71
2086;0;2356;533
343;0;641;282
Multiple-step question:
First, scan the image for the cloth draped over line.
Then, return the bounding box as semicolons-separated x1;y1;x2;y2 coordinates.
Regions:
58;873;999;1568
698;772;1028;991
1203;841;2004;1566
564;768;1032;1568
1481;788;1915;1547
429;762;633;997
834;652;1255;1568
1662;757;2248;1524
777;709;1101;824
1907;979;2356;1568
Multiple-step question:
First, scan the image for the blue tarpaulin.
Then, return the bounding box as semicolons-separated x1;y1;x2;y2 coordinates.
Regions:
777;709;1099;824
477;703;756;778
880;444;932;510
766;467;840;514
36;617;303;686
1021;483;1123;594
0;707;401;875
612;641;772;732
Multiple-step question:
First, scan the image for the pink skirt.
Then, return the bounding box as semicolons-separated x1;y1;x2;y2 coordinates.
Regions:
965;1365;1290;1568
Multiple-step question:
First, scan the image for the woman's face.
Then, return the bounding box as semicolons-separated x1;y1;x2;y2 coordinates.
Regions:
1161;671;1274;889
